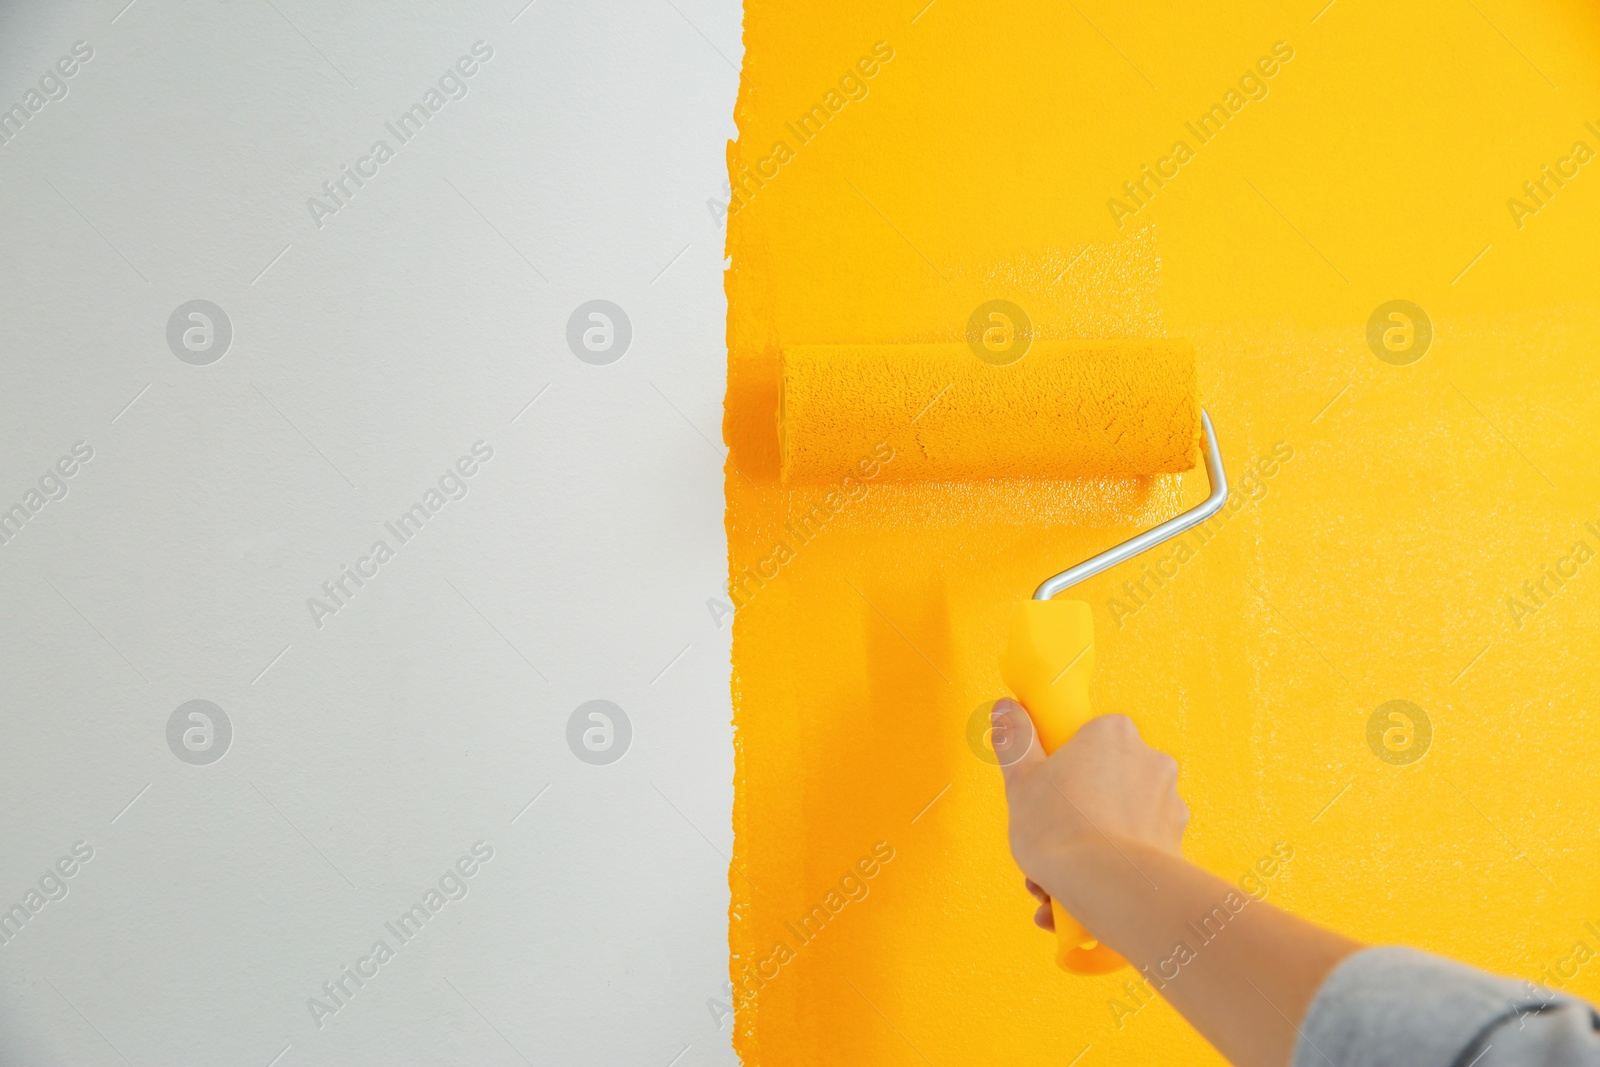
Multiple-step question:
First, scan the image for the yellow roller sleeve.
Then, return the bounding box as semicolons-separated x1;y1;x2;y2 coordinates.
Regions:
778;340;1198;483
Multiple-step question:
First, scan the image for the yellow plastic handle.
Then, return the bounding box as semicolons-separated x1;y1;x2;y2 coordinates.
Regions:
997;598;1128;975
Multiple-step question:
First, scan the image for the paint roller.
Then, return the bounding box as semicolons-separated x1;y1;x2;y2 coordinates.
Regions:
777;338;1228;975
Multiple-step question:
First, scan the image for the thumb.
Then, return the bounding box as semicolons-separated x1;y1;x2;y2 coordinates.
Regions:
991;697;1044;786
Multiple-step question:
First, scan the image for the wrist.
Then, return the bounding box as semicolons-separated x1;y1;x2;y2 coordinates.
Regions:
1037;834;1194;955
1035;835;1143;909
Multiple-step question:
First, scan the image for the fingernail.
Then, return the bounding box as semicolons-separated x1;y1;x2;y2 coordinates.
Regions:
991;698;1016;725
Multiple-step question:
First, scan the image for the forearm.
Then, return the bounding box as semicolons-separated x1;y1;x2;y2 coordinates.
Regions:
1044;839;1362;1067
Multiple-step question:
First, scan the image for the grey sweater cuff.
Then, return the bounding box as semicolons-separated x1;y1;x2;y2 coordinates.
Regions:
1293;945;1600;1067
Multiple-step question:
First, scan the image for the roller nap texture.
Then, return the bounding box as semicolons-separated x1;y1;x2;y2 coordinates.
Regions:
778;339;1199;483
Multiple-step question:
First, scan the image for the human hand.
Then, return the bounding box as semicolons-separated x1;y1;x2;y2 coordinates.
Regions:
992;698;1188;916
993;701;1361;1067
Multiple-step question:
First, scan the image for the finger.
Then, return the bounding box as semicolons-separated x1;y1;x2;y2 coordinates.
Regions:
1034;901;1055;931
1024;877;1049;905
992;698;1044;787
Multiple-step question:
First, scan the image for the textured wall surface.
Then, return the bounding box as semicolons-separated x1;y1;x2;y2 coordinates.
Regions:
726;2;1600;1064
0;2;738;1064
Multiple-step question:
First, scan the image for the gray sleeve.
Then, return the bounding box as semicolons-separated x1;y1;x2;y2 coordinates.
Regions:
1293;945;1600;1067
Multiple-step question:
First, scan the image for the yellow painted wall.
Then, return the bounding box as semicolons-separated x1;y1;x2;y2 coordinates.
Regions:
724;3;1600;1063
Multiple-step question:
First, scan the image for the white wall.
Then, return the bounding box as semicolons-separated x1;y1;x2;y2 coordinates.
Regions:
0;1;737;1063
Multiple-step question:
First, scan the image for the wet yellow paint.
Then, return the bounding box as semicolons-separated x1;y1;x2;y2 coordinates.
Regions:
725;3;1600;1064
